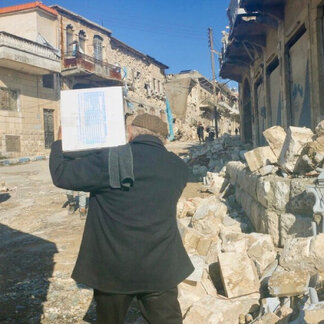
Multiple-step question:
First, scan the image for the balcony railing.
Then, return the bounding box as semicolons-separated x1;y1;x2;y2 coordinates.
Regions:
0;31;59;61
63;51;122;81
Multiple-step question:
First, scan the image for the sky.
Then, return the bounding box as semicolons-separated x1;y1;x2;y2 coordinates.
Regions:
0;0;235;88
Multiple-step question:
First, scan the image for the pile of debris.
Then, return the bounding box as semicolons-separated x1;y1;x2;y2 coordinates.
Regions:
177;192;324;323
184;134;250;181
244;123;324;177
173;122;198;141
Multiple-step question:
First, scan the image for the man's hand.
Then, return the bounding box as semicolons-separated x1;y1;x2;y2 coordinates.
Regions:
57;125;62;140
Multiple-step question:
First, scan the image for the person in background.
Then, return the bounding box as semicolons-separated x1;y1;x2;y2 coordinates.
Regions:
197;122;204;144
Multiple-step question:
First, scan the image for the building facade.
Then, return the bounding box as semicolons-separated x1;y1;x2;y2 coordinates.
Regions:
166;70;239;137
0;2;169;158
220;0;324;146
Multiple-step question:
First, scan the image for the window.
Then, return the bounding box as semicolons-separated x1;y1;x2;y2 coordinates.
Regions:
66;25;74;54
79;30;86;53
0;87;19;111
93;35;103;61
42;74;54;89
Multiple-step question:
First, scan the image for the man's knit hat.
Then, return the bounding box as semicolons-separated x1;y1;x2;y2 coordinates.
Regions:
131;113;168;137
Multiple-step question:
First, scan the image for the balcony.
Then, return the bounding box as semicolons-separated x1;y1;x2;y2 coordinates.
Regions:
220;0;279;81
0;31;60;74
62;51;122;84
241;0;285;17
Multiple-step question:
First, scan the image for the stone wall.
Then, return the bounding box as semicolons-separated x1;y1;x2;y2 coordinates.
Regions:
226;161;315;246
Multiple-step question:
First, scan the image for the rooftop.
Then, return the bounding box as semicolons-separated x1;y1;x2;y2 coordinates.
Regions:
0;1;57;17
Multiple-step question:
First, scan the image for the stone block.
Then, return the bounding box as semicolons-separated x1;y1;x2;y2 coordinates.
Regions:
304;303;324;324
181;227;204;252
259;165;278;176
315;120;324;136
244;146;277;172
256;175;290;210
196;236;214;256
278;126;314;173
254;313;280;324
220;230;248;254
268;268;310;297
280;236;317;273
186;255;205;282
205;172;227;194
247;233;277;276
226;161;246;186
218;252;260;298
263;126;286;158
191;201;227;236
280;213;312;247
288;178;315;216
183;294;260;324
205;241;222;264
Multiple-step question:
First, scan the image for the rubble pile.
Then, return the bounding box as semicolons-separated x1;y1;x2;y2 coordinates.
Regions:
244;123;324;177
177;188;324;323
177;123;324;322
185;134;251;180
173;122;198;141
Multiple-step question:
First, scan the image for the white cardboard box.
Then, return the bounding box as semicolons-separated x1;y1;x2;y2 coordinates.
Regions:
60;86;126;152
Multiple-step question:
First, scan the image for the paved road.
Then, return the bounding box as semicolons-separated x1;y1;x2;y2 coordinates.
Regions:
0;141;204;323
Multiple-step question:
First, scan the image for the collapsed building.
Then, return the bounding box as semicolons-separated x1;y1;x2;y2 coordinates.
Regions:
165;70;240;141
220;0;324;146
0;1;168;158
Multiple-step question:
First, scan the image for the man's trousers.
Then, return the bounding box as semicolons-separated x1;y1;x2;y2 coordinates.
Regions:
93;287;182;324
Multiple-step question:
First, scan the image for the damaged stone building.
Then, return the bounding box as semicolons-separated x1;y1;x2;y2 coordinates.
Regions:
0;2;61;158
165;70;239;140
220;0;324;146
0;1;168;158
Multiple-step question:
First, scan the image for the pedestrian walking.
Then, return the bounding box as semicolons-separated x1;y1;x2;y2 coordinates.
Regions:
197;122;204;143
49;114;193;324
64;190;87;219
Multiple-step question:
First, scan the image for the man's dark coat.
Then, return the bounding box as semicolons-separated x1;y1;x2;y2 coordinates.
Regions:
49;135;194;293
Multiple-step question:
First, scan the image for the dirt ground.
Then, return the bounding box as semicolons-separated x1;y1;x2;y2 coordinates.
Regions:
0;141;207;323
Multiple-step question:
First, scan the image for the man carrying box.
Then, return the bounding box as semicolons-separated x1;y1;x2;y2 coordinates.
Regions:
49;113;193;324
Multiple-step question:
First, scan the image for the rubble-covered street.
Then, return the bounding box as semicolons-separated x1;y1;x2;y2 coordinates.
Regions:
3;126;324;323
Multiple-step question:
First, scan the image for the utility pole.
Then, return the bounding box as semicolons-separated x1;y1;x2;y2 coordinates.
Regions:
208;27;219;138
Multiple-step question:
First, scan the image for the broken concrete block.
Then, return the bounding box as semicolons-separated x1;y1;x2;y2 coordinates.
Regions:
304;302;324;324
280;213;312;247
278;126;314;173
246;233;277;276
268;268;310;297
196;236;214;256
288;178;315;216
205;241;222;264
280;236;315;272
186;255;205;282
280;235;324;274
181;227;204;252
183;294;260;324
244;146;277;172
256;176;290;211
218;252;260;298
220;230;248;254
205;172;227;194
259;165;278;176
226;161;246;186
191;200;227;235
263;126;286;158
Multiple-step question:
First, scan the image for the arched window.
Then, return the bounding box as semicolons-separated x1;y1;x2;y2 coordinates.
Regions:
66;24;74;54
93;35;103;61
78;30;86;53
